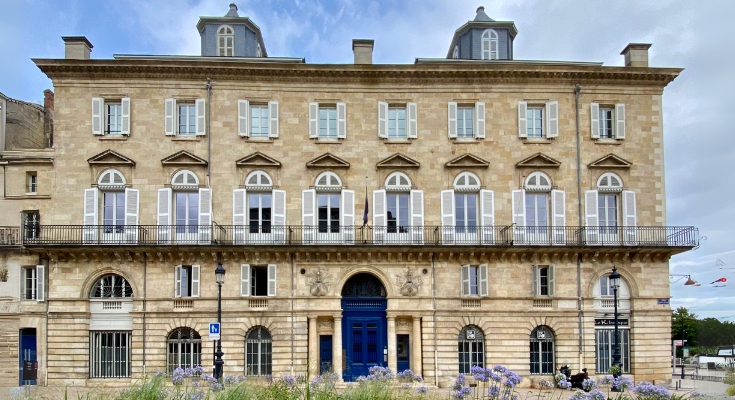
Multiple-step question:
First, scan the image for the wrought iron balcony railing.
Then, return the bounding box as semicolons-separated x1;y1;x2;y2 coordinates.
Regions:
21;224;699;248
0;226;21;246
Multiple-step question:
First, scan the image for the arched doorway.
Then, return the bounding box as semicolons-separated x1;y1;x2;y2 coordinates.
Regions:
341;273;387;381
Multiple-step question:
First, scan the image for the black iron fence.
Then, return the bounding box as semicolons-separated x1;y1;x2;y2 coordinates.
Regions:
21;224;699;247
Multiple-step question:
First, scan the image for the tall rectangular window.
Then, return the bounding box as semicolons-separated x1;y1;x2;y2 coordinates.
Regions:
106;102;122;135
456;107;474;138
179;265;193;297
175;192;199;235
27;172;38;193
538;266;549;296
598;194;618;234
386;194;409;233
250;265;268;296
248;193;272;233
90;331;131;378
455;193;477;233
388;107;406;138
526;107;544;138
468;265;479;295
599;108;614;139
23;211;40;240
319;107;337;138
23;267;37;300
250;105;269;137
103;192;125;233
595;329;630;374
317;194;340;233
178;104;196;136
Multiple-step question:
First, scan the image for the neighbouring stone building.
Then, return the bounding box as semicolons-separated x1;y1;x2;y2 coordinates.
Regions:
2;4;697;388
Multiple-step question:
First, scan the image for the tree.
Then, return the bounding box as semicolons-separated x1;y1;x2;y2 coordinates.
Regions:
672;307;698;347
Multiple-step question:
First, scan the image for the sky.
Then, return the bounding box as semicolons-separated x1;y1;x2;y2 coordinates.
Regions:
1;0;733;320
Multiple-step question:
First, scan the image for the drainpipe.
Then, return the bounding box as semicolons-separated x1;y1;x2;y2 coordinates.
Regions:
574;83;584;370
290;252;295;375
431;252;437;387
142;251;147;376
206;78;212;187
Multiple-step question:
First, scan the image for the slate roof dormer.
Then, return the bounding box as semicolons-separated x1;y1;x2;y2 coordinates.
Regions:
196;3;268;58
447;6;518;61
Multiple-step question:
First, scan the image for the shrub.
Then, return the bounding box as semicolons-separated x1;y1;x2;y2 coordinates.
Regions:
726;385;735;397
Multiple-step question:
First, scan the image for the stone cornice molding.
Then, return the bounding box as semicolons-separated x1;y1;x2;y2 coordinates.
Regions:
33;59;682;87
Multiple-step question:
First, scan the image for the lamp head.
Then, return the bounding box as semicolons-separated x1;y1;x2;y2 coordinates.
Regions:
684;276;700;286
609;266;621;289
215;262;226;285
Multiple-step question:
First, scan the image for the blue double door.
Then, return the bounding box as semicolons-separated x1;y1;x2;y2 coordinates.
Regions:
342;301;387;381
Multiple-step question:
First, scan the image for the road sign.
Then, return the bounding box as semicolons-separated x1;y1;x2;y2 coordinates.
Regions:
209;322;220;341
674;340;687;347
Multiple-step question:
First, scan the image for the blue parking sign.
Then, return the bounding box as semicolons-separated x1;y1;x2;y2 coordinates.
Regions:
209;322;220;340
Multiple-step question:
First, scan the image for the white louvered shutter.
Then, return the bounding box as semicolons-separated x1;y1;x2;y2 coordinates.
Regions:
238;100;250;137
532;266;539;297
269;101;279;138
447;102;458;138
120;97;131;135
407;102;418;139
241;264;251;296
615;103;626;139
551;189;566;245
480;189;494;244
157;188;172;243
36;265;44;302
267;264;277;297
479;264;488;297
585;190;599;244
174;265;182;298
341;189;355;244
191;265;200;297
198;188;212;243
272;189;286;244
441;189;455;244
233;189;246;244
548;265;555;296
518;101;528;138
337;102;347;139
512;189;526;243
302;189;316;242
373;190;386;243
590;103;600;139
475;102;485;139
622;190;637;244
83;188;98;243
461;265;470;296
378;102;388;139
195;98;206;136
546;101;558;138
309;103;319;138
165;98;176;136
124;188;139;243
92;98;103;135
410;190;424;244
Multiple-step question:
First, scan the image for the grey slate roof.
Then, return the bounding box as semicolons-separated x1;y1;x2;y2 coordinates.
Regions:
225;3;239;17
473;6;493;22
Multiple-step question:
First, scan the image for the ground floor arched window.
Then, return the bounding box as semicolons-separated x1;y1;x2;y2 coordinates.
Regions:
246;326;272;376
530;326;555;374
167;327;202;372
458;325;484;374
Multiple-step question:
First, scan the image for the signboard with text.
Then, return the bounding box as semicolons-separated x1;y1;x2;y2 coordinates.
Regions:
209;322;220;341
594;319;629;326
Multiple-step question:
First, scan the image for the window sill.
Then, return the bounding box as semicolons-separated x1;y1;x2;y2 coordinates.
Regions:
594;139;623;145
98;135;129;141
244;137;275;143
383;138;412;144
25;192;38;196
314;138;343;144
4;194;51;200
523;138;552;144
451;138;482;144
171;136;203;142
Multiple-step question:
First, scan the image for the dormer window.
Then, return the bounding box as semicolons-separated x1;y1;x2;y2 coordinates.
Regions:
217;25;234;57
256;43;263;57
481;29;498;60
452;45;459;59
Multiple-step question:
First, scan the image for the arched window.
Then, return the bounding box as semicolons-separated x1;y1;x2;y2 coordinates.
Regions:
90;274;133;298
245;170;273;189
525;172;552;192
315;171;342;190
314;172;343;234
245;326;272;376
256;43;263;57
597;172;623;191
458;325;484;373
524;172;552;236
530;326;555;374
384;172;412;234
167;327;202;373
98;169;126;189
217;25;234;57
243;171;274;235
170;170;201;241
172;170;199;189
594;273;631;374
453;172;481;235
453;172;481;191
596;173;623;237
452;45;459;59
96;169;128;237
385;172;411;191
481;29;498;60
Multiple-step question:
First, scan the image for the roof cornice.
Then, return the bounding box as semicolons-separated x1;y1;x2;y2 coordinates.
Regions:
32;58;682;87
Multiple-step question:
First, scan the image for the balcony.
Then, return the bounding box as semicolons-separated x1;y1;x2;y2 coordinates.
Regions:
0;226;21;246
21;224;699;248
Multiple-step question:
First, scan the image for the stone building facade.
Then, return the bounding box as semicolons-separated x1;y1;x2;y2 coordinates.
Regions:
2;5;697;388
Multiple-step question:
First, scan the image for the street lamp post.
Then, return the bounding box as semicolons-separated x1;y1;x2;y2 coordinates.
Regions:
609;266;622;391
214;261;226;380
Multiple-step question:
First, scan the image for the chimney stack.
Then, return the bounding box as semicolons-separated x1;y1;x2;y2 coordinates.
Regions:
621;43;651;67
43;90;54;111
62;36;93;60
352;39;374;64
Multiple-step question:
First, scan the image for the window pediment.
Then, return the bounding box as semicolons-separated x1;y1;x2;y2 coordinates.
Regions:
376;153;420;169
161;150;208;166
306;153;350;169
588;154;632;169
235;152;281;168
87;149;136;166
445;153;489;169
516;152;561;168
